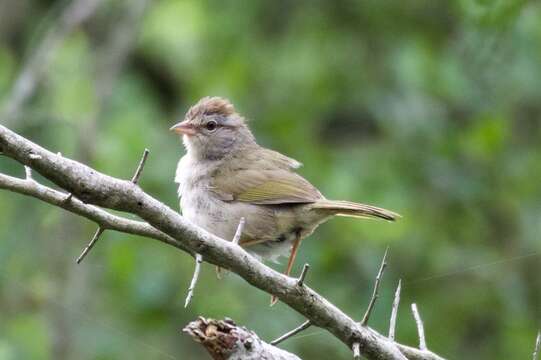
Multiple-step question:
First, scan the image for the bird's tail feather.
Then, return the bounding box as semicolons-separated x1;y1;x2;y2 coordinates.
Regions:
312;199;400;221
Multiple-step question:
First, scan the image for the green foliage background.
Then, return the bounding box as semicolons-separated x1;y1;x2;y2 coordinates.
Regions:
1;0;540;359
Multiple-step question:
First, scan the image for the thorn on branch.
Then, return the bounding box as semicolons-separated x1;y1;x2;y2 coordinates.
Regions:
534;330;540;360
231;217;245;245
411;303;427;351
361;247;389;326
76;227;105;264
184;253;203;308
131;148;149;185
352;342;361;359
270;320;312;346
63;193;73;203
24;166;33;181
388;279;402;341
296;263;310;287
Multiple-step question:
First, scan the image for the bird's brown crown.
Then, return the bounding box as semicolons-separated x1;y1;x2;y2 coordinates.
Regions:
186;97;237;120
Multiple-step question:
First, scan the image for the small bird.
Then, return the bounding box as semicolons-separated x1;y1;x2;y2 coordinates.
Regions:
171;97;399;302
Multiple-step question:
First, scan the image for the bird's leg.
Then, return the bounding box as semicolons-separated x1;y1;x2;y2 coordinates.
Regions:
285;236;302;277
271;233;302;306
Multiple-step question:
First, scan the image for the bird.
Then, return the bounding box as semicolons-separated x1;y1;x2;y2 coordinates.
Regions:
171;97;399;303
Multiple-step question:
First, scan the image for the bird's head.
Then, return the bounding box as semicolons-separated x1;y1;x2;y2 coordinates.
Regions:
170;97;255;160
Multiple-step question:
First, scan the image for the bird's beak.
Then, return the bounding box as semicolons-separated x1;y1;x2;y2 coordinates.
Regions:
170;121;196;136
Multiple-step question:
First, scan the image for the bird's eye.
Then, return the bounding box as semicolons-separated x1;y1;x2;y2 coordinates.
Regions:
205;120;218;132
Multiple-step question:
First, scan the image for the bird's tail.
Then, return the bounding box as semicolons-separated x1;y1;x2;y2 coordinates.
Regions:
311;199;400;221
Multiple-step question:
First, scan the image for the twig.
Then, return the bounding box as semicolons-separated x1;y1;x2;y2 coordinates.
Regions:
231;217;245;245
76;148;150;263
361;247;389;326
131;149;150;185
353;342;361;359
296;264;310;287
534;330;541;360
389;279;402;341
184;253;203;308
25;166;33;181
25;154;42;180
270;320;312;346
76;227;105;264
411;303;427;351
63;193;73;203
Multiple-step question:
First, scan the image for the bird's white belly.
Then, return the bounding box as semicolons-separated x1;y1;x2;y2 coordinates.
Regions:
176;155;236;239
180;188;235;240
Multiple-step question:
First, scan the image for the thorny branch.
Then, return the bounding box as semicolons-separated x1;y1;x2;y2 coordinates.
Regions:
0;124;446;360
361;247;389;326
184;218;247;308
268;264;312;346
0;172;186;252
75;148;151;263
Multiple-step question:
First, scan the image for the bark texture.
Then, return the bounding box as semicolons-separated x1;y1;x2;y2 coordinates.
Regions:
184;318;301;360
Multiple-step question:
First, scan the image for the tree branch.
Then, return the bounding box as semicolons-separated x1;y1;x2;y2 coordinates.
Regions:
76;147;151;263
0;172;188;254
0;124;446;360
184;317;301;360
185;218;247;308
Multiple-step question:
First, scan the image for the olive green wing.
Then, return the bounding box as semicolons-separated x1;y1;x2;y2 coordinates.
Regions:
233;147;302;170
210;169;322;205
